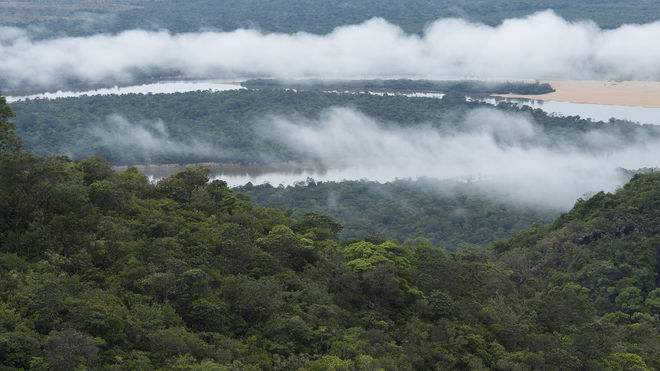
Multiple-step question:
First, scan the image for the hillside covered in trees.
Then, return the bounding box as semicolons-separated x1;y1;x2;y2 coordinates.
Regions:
1;94;659;369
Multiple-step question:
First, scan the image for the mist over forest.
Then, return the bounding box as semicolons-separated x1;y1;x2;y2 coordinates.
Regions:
3;11;660;90
1;2;660;370
10;88;660;210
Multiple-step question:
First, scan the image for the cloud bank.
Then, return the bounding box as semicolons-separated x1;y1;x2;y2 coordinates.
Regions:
78;115;218;161
264;107;660;209
3;11;660;88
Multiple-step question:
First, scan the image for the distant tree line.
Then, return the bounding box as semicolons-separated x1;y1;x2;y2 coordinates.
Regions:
242;79;555;95
10;89;659;166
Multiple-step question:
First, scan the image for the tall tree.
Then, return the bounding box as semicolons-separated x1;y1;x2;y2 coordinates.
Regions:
0;93;20;153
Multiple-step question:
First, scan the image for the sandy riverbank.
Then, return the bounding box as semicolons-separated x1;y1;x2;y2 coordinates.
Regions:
493;80;660;108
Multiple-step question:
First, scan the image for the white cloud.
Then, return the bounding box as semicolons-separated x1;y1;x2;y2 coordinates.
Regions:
263;107;660;209
2;11;660;88
79;114;218;161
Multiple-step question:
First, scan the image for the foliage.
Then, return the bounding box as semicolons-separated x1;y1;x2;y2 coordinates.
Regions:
242;78;555;95
239;178;558;250
1;95;659;369
10;89;660;165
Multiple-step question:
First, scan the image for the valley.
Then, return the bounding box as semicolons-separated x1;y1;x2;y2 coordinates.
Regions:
1;4;660;370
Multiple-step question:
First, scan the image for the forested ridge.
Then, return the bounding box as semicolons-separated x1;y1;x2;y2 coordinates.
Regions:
1;94;659;370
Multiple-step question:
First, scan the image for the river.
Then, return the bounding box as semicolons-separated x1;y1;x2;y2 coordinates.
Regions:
481;97;660;125
5;80;243;102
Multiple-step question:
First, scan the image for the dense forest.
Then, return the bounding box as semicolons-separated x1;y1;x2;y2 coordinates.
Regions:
2;0;659;369
1;93;659;369
240;79;555;95
238;178;559;250
10;89;659;165
3;0;660;36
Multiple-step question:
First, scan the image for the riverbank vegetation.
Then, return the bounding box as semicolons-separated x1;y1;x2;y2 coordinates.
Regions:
241;79;555;95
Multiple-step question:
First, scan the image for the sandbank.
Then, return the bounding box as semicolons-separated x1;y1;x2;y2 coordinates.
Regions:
493;80;660;108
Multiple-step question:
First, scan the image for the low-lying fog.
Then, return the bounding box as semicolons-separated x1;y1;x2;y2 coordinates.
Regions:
3;10;660;88
4;10;660;210
131;107;659;210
